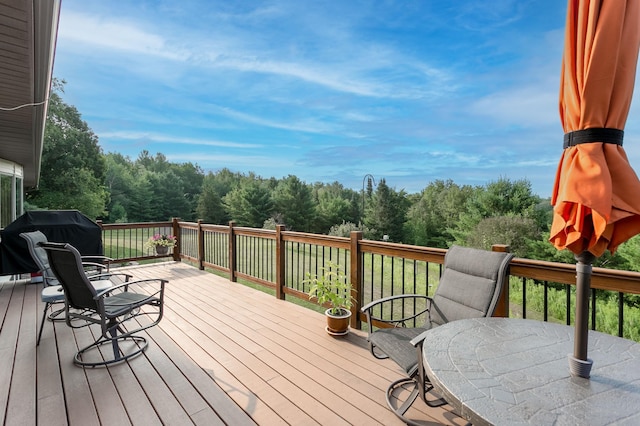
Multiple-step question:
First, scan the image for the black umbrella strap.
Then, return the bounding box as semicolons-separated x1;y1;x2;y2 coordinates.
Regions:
563;128;624;149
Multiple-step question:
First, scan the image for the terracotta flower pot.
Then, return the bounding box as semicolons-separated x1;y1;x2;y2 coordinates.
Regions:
325;308;351;336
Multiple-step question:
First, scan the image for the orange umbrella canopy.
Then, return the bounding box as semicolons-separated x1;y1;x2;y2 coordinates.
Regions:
550;0;640;257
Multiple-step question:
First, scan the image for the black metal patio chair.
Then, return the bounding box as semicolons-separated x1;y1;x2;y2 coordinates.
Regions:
20;230;114;345
361;245;513;425
41;242;167;367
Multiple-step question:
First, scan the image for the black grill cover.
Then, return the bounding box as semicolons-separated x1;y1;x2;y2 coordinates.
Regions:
0;210;103;275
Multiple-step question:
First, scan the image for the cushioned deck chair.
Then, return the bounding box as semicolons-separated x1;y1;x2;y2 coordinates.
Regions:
41;242;167;367
20;230;114;345
361;245;513;425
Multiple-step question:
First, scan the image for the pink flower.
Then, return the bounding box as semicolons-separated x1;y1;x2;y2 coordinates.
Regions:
146;234;177;248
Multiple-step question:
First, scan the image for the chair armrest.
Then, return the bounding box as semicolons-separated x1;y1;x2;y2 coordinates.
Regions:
95;278;167;301
361;294;432;338
81;256;113;272
82;261;109;273
361;293;430;313
86;272;132;281
410;329;431;348
81;255;114;263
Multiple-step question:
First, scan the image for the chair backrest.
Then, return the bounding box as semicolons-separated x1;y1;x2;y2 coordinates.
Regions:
429;245;513;326
20;230;57;286
40;242;99;310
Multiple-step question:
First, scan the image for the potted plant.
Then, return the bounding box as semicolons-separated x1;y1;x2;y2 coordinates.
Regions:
304;261;354;336
145;234;177;255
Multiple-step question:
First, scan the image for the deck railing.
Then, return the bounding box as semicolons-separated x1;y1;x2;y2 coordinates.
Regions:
99;218;640;339
98;220;178;263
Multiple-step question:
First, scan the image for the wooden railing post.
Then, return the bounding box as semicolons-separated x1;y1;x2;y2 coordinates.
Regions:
275;225;286;300
492;244;511;318
172;218;181;262
350;231;363;330
197;219;205;270
228;221;237;282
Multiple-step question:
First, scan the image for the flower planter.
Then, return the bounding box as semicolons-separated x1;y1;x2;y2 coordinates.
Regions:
325;308;351;336
155;246;169;255
146;235;176;256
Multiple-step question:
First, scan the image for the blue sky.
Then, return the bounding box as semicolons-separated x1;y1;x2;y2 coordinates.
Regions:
53;0;640;198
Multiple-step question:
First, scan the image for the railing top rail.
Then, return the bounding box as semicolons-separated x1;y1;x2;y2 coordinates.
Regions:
178;221;198;226
179;221;199;230
200;223;230;232
100;221;172;230
511;257;640;294
234;227;277;238
281;231;350;249
360;239;447;262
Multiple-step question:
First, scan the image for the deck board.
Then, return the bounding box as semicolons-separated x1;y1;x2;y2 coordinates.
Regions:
0;262;466;425
107;360;163;426
6;282;37;426
56;321;102;426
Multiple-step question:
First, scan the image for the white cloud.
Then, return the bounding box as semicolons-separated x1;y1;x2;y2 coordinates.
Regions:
59;11;190;61
468;85;559;127
210;105;338;134
168;153;295;169
58;8;456;100
99;131;262;149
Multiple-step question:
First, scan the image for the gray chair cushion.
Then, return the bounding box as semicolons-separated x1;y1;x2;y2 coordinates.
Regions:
20;230;58;286
429;246;511;326
369;326;430;375
41;285;65;303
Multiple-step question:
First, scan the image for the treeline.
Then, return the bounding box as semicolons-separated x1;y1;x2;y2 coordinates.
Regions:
26;80;640;272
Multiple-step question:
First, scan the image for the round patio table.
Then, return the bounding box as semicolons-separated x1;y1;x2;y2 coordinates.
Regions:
422;317;640;425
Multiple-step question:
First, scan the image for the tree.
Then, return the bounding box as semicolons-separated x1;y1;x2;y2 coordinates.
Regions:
170;162;204;220
109;203;128;223
196;174;227;224
223;179;273;228
313;182;358;234
30;168;108;219
272;175;316;231
404;179;474;248
196;168;243;224
27;79;108;219
466;215;540;257
328;221;376;239
148;170;193;221
127;173;156;222
126;152;204;221
364;178;408;242
452;177;543;245
617;236;640;272
104;153;136;222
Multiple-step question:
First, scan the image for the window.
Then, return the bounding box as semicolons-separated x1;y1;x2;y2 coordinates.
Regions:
1;175;12;228
0;160;24;228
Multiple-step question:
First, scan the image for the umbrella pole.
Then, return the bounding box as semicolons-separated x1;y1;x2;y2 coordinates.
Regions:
569;251;595;378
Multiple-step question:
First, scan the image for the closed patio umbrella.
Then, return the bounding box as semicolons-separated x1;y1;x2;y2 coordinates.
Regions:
550;0;640;378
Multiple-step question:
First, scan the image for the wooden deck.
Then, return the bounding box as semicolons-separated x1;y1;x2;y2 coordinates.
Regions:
0;262;466;425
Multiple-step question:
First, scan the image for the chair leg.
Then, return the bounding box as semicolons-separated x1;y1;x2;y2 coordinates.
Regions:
386;376;449;426
386;377;420;416
73;321;148;368
48;306;66;321
37;302;50;346
422;382;448;407
109;322;122;362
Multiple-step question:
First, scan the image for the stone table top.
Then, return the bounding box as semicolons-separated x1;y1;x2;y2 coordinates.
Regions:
422;317;640;425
